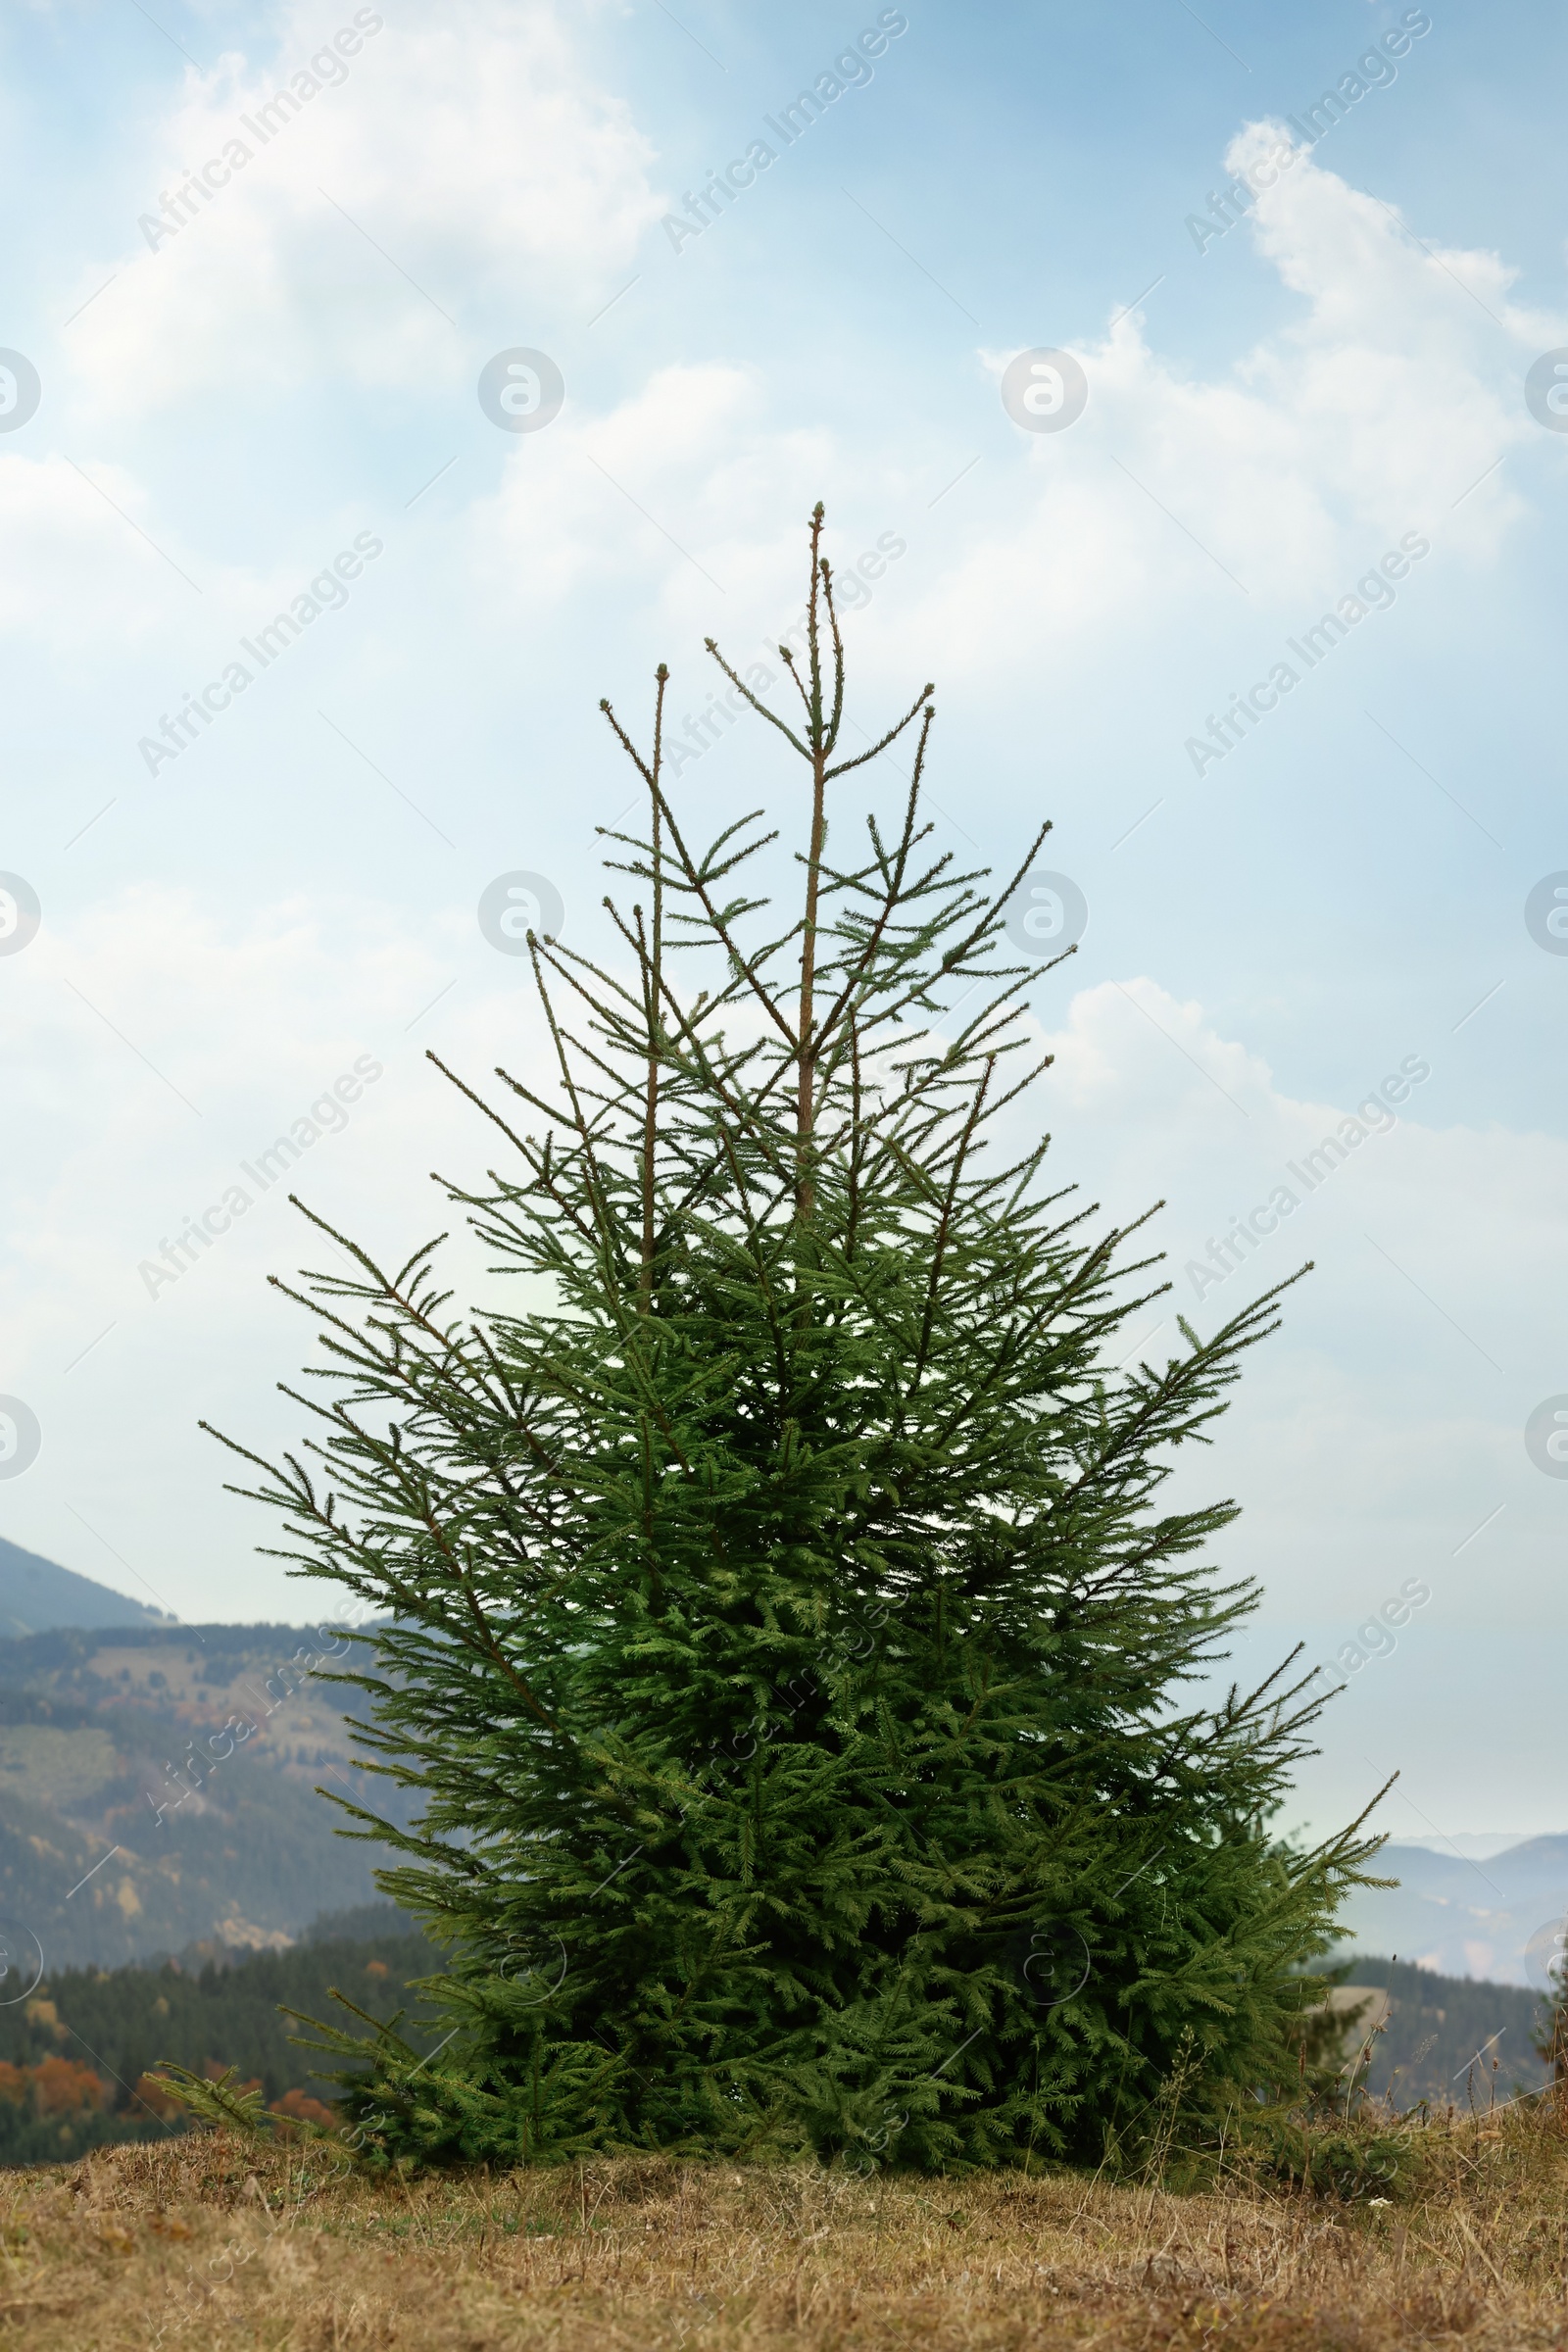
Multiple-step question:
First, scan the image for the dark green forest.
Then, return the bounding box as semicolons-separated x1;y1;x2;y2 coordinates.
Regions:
0;1907;443;2167
1338;1954;1553;2108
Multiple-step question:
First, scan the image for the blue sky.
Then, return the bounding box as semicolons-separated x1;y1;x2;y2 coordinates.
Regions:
1;0;1565;1842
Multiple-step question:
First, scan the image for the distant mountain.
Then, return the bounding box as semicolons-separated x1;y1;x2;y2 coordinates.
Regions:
1335;1956;1553;2107
1396;1833;1537;1861
0;1622;419;1968
1336;1838;1568;1985
0;1537;165;1637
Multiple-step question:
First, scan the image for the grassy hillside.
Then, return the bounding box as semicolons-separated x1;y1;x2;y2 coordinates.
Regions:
2;2104;1566;2350
0;1624;416;1965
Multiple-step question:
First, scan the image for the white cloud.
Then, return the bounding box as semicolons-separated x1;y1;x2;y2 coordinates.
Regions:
0;880;576;1616
0;451;374;659
0;454;195;650
1;882;557;1363
1024;980;1568;1631
35;100;1559;765
64;1;663;413
1034;975;1568;1338
895;129;1562;682
462;360;846;633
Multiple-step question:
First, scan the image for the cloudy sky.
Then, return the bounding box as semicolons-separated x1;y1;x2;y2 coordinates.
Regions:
1;0;1565;1843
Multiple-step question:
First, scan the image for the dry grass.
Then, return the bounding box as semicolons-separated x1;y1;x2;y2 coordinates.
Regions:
2;2103;1566;2351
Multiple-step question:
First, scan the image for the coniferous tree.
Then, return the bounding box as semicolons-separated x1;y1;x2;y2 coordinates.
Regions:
212;509;1378;2171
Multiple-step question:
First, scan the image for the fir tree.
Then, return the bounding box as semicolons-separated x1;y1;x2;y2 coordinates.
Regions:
212;507;1379;2172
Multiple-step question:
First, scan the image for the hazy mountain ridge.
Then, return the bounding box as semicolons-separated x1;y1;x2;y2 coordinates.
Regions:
0;1538;164;1639
1335;1838;1568;1985
0;1622;416;1969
